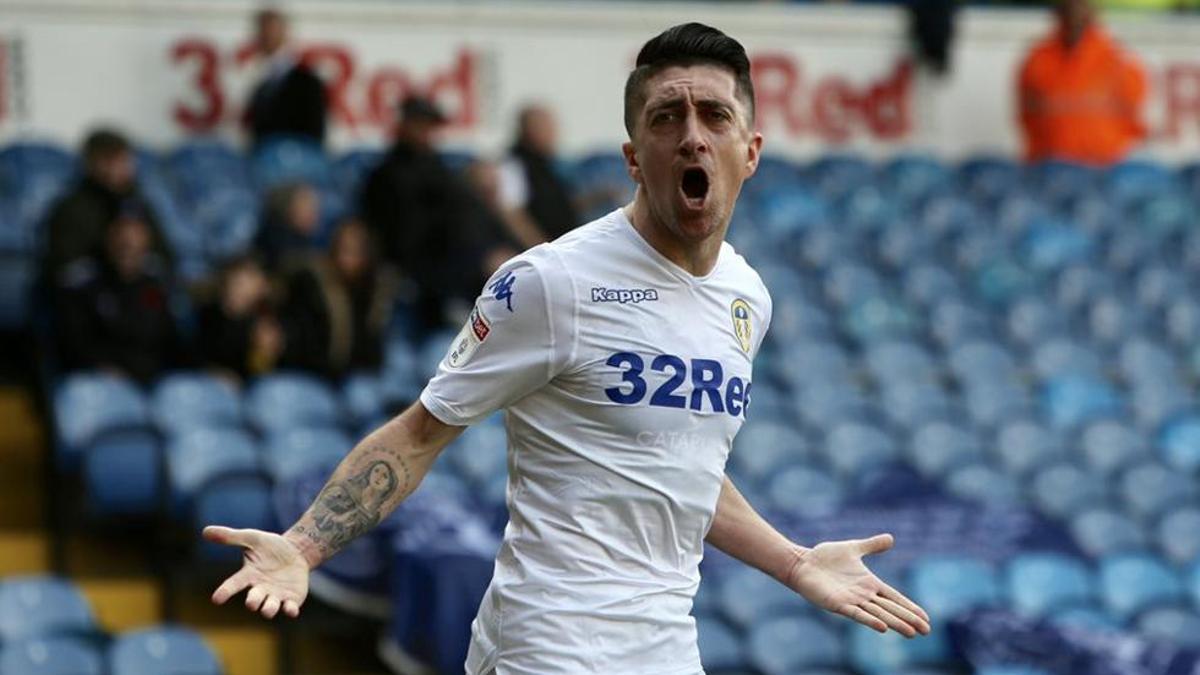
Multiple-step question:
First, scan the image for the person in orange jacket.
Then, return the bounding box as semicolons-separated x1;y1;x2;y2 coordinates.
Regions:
1017;0;1149;165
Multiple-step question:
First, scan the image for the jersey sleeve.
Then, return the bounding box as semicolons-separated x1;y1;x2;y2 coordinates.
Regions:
419;249;575;426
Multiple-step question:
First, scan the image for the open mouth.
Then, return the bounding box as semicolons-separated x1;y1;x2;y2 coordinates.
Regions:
680;167;710;207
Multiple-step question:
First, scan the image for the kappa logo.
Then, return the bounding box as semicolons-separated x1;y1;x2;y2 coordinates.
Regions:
591;287;660;304
731;298;752;353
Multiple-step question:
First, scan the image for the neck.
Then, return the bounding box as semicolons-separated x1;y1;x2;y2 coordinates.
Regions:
625;191;724;277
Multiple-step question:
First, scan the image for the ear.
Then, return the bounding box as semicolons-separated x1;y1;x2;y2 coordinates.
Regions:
744;131;764;179
622;140;643;185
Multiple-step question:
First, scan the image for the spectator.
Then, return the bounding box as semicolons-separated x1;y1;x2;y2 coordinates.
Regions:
245;8;327;147
42;128;171;281
498;104;581;245
279;219;396;379
463;159;520;273
55;214;186;384
197;256;284;380
254;182;322;274
1017;0;1148;165
360;96;508;328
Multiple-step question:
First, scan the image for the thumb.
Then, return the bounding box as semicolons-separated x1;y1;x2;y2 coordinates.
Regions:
202;525;256;548
857;533;894;556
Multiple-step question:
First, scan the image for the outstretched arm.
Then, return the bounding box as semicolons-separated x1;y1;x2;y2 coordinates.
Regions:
203;401;464;618
705;477;931;637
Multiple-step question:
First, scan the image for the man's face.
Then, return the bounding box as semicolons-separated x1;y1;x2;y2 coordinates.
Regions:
623;65;761;244
90;151;135;194
522;107;558;155
256;12;288;56
107;216;151;279
1057;0;1094;41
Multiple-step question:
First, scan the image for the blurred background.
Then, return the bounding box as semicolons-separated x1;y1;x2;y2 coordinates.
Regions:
0;0;1199;673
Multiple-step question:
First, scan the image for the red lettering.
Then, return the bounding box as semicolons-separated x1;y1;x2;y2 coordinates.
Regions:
812;78;857;144
300;44;357;129
1164;63;1200;139
751;53;804;134
0;41;7;123
171;39;224;132
862;58;913;139
428;50;478;128
366;68;412;130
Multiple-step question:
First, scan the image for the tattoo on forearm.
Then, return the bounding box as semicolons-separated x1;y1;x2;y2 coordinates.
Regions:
300;447;414;556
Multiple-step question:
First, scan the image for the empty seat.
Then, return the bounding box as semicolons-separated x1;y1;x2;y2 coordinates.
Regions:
1006;296;1069;348
1079;419;1147;476
909;555;1002;619
150;373;241;435
782;341;852;387
1070;507;1147;558
1159;415;1200;473
0;576;95;642
842;296;920;345
797;386;872;431
1055;264;1115;314
1134;265;1187;311
1105;160;1175;205
341;372;386;427
824;263;883;308
166;427;259;514
992;419;1065;477
1039;375;1123;430
82;429;163;517
822;421;900;477
333;148;384;196
957;155;1020;204
108;626;222;675
756;189;828;241
263;427;351;483
447;422;508;488
881;383;955;431
1155;506;1200;567
964;381;1034;430
53;373;149;470
901;264;960;308
1088;295;1147;347
1130;382;1194;432
837;184;897;234
1020;218;1093;273
846;621;952;675
168;139;249;198
1028;462;1107;520
908;421;984;478
695;613;747;673
747;615;843;675
252;136;331;190
1165;298;1200;347
1117;339;1179;390
1048;604;1123;632
807;154;874;200
766;466;843;518
1117;461;1197;521
1134;605;1200;649
973;257;1034;306
716;566;811;630
729;421;812;486
865;341;938;385
0;634;104;675
194;473;274;562
948;341;1018;388
1005;552;1095;617
1031;340;1104;381
1098;552;1185;620
929;299;992;349
245;372;340;433
883;154;949;204
944;462;1022;506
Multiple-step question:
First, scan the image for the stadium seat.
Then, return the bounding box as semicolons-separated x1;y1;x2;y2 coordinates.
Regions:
1155;506;1200;567
807;154;874;200
765;466;843;518
245;372;341;434
880;382;955;431
1117;339;1179;390
799;227;858;270
168;138;249;198
929;299;993;349
947;341;1018;388
1025;160;1096;205
767;299;833;343
822;421;899;477
865;341;938;385
150;372;241;435
166;427;259;514
1098;552;1185;620
1158;415;1200;473
963;381;1035;430
1190;561;1200;610
1028;462;1108;520
252;135;332;190
1055;264;1116;314
715;566;812;630
842;296;920;345
1020;217;1093;273
1105;227;1159;275
418;329;459;382
194;188;259;262
1104;160;1175;205
0;576;95;642
837;184;897;234
1048;604;1123;632
824;263;883;308
1166;298;1200;347
193;473;274;561
108;626;222;675
53;373;149;470
695;613;747;673
797;386;873;431
1087;295;1147;348
992;419;1065;477
82;429;163;517
333;148;384;196
446;422;508;489
341;372;386;427
883;153;950;205
878;225;935;272
957;155;1020;204
1117;461;1197;521
782;341;852;387
1039;375;1123;430
1005;552;1095;617
1134;265;1187;311
1070;507;1148;559
1079;419;1147;476
846;622;952;675
1129;382;1194;432
901;264;960;309
1134;605;1200;649
975;667;1054;675
943;462;1022;506
908;421;985;478
729;421;812;485
746;615;843;674
0;257;34;328
381;336;422;405
755;188;828;241
920;193;981;243
909;556;1003;619
263;427;352;483
1031;340;1104;381
1006;296;1069;348
0;634;104;675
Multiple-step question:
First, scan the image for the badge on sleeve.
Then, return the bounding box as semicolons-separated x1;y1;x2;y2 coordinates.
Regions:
446;304;491;369
731;298;752;353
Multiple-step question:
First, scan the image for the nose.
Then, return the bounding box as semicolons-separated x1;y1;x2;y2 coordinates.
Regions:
677;110;708;158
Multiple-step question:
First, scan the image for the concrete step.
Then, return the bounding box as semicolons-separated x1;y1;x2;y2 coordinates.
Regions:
0;529;50;575
76;576;163;634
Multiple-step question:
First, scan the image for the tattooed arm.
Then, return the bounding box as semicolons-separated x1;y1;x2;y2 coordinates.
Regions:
203;401;464;618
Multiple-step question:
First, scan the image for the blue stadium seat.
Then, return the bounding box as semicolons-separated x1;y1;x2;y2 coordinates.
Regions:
767;299;833;342
341;372;386;428
245;372;341;434
1056;264;1119;315
447;422;507;489
943;462;1022;506
1117;461;1197;521
108;626;221;675
82;429;162;517
729;421;812;485
957;155;1020;204
948;341;1018;388
799;228;857;270
1005;552;1095;617
1079;419;1147;476
418;329;459;382
901;264;960;308
1133;192;1196;241
929;300;993;349
1130;382;1194;432
746;615;843;674
883;154;949;205
0;257;33;328
846;622;952;675
881;383;955;431
1159;415;1200;473
0;141;76;230
1104;160;1176;206
166;427;259;515
807;154;874;200
252;136;331;190
920;193;981;243
1025;160;1097;204
0;576;95;642
263;427;352;483
695;613;747;673
1098;552;1185;620
150;373;241;435
1088;295;1147;347
842;296;920;345
908;421;985;478
766;466;843;518
796;387;872;434
973;258;1035;307
1040;375;1123;430
0;635;104;675
1020;218;1093;273
194;188;259;262
956;229;1014;273
865;341;938;385
1104;227;1159;275
333;148;384;197
1156;506;1200;568
53;373;149;470
715;566;811;630
824;263;883;308
1134;605;1200;649
963;381;1035;430
782;341;852;387
836;184;897;234
1028;462;1108;520
909;555;1003;619
992;419;1066;477
167;138;250;200
381;336;422;405
1118;339;1179;390
975;667;1054;675
1031;339;1104;381
1006;296;1069;348
1048;604;1123;632
1070;507;1148;559
878;225;935;272
1190;561;1200;611
1134;265;1187;311
193;473;274;562
822;421;899;477
1166;298;1200;347
756;189;828;241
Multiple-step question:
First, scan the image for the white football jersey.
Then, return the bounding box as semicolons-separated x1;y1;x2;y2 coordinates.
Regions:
420;208;772;675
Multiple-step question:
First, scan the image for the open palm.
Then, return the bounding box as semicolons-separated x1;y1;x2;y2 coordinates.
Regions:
785;533;931;637
203;526;310;619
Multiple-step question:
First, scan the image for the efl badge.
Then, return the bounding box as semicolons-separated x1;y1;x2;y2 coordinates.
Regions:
447;304;490;369
731;298;752;353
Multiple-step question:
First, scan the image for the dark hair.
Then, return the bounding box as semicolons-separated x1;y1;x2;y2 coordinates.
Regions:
81;128;131;163
623;23;755;136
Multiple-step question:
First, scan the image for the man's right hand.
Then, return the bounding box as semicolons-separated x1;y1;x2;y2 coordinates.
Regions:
203;526;310;619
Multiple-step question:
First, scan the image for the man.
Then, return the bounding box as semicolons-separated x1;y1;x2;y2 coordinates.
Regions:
497;104;581;246
205;24;931;673
1017;0;1147;165
244;8;327;147
360;96;512;329
42;128;171;281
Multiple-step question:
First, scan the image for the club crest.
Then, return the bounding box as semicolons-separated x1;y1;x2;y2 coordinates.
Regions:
730;298;752;353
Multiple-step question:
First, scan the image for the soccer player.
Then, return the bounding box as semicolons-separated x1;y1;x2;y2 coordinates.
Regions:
204;22;932;673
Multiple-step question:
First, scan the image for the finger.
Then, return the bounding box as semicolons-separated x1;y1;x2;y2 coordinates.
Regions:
857;533;894;556
862;600;917;638
203;526;254;548
260;596;282;620
283;600;301;618
245;586;266;612
879;583;931;624
873;595;930;635
839;603;887;633
212;570;251;605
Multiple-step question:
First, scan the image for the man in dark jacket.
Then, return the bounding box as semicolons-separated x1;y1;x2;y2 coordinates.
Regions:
41;129;171;282
245;8;327;147
498;104;580;243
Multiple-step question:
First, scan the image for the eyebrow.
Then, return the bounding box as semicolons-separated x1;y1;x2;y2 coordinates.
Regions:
644;95;736;116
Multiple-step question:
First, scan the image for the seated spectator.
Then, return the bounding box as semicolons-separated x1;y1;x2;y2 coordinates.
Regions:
1017;0;1148;165
42;128;172;281
254;182;322;274
360;96;509;328
498;104;581;244
55;214;186;384
197;256;284;380
279;219;395;379
244;8;327;147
